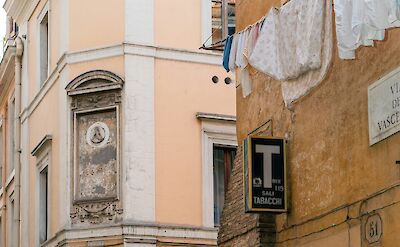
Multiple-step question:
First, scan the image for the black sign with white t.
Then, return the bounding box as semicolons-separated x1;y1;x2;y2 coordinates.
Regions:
244;136;286;212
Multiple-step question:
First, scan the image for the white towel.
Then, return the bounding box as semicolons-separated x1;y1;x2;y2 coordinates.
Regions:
281;0;333;106
249;0;325;81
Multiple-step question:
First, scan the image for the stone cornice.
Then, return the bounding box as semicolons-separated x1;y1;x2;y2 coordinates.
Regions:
0;44;16;103
20;43;226;123
4;0;38;24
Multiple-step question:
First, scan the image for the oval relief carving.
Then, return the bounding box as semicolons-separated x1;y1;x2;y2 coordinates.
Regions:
86;122;110;148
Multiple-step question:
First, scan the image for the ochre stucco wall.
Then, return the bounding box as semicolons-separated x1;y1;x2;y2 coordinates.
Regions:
154;58;235;226
232;0;400;246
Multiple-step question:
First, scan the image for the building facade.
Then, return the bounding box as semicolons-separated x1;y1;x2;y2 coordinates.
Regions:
0;0;236;246
218;0;400;247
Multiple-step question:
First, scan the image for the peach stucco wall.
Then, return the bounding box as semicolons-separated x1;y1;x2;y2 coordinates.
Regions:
69;0;124;51
155;58;235;226
27;54;123;246
0;77;15;247
50;0;60;70
28;79;60;246
68;56;124;81
155;0;203;50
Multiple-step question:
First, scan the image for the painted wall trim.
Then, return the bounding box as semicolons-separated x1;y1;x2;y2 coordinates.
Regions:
201;0;212;47
20;43;223;123
0;46;16;102
196;112;236;122
125;0;154;45
31;134;52;156
42;224;218;247
4;0;40;24
5;169;15;190
199;119;237;227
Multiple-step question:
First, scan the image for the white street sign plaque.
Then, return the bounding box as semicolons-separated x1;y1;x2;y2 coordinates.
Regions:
368;67;400;145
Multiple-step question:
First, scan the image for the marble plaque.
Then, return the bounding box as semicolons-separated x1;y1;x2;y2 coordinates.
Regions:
368;67;400;145
75;109;117;201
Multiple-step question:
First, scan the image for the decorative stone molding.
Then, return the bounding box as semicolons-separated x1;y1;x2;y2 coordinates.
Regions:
66;70;124;225
66;70;124;96
70;201;123;224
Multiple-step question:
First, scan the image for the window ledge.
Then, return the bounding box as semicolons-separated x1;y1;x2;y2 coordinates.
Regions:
196;112;236;122
5;169;15;189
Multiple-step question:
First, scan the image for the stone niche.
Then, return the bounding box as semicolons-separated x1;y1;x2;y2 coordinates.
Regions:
66;70;124;225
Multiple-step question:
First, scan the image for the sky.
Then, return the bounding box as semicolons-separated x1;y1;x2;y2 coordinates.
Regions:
0;0;5;59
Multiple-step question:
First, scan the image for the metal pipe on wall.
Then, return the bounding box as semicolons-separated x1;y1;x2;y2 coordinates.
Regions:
14;36;23;247
221;0;228;38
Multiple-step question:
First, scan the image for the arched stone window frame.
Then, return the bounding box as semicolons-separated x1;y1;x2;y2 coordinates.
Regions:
66;70;124;225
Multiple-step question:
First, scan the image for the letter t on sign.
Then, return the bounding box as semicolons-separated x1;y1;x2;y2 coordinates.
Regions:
255;145;280;188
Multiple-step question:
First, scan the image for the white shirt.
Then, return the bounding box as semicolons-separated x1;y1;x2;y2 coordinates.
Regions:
335;0;400;59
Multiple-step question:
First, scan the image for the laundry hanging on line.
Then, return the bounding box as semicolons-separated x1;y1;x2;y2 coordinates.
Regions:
335;0;400;59
221;0;400;101
222;0;330;102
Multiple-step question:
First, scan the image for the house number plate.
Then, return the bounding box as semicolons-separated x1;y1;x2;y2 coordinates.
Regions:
365;214;382;244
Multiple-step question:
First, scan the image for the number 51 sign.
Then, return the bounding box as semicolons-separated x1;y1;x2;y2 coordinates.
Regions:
244;136;287;212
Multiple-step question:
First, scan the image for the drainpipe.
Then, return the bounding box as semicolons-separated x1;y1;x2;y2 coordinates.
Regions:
221;0;228;38
14;36;23;247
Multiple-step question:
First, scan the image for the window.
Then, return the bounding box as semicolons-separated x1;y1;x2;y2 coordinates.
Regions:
39;12;49;86
7;17;18;39
31;135;52;245
197;112;237;228
8;98;15;175
213;145;236;226
211;0;236;44
39;166;48;244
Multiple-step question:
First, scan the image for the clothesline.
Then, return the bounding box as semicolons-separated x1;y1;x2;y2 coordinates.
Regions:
236;0;336;36
200;0;248;50
221;0;400;106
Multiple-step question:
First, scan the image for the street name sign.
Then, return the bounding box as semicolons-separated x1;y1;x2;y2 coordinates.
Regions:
244;136;287;212
369;67;400;145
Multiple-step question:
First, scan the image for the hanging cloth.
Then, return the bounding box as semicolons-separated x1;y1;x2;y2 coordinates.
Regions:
334;0;400;59
281;0;333;106
222;35;234;72
248;9;282;80
229;35;239;71
249;0;325;81
235;29;253;97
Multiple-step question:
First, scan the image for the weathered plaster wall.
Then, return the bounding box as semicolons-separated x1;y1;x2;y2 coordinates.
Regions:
224;0;400;246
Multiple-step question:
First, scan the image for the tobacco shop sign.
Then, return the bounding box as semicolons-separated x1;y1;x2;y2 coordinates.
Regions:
244;136;287;212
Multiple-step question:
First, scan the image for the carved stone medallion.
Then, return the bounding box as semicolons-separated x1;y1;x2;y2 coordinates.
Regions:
86;122;110;147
